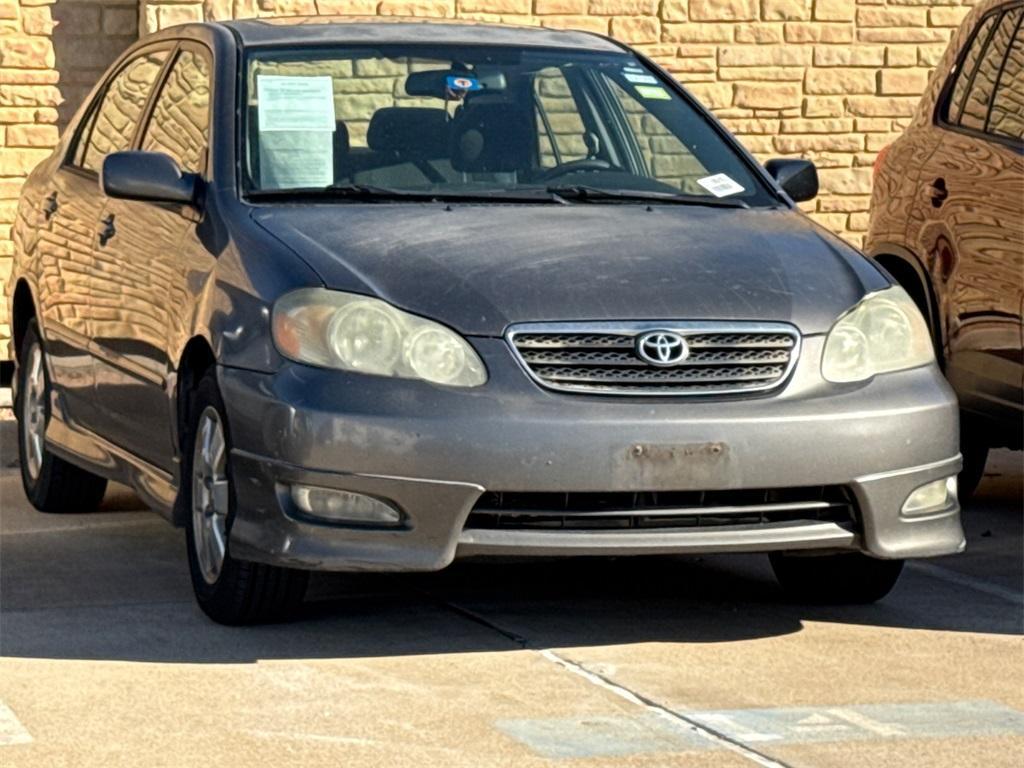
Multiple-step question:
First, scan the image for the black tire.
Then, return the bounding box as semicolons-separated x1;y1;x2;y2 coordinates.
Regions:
16;320;107;513
769;551;904;604
183;371;308;625
957;414;989;505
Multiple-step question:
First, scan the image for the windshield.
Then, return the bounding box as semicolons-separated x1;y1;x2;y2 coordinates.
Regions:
242;44;777;206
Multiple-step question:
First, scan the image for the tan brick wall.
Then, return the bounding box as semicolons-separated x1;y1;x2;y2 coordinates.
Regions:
1;0;975;350
1;0;138;345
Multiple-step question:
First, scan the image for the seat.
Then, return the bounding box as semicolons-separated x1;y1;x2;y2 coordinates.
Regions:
449;100;534;175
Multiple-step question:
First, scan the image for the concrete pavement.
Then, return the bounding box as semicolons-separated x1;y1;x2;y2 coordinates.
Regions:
0;418;1021;767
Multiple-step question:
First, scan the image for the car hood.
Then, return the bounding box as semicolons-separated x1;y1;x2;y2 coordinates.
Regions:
251;203;887;336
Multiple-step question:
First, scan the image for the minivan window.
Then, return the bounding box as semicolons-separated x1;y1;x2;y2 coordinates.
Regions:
960;7;1022;133
242;45;776;206
141;49;212;174
80;50;169;174
988;19;1024;140
947;13;999;125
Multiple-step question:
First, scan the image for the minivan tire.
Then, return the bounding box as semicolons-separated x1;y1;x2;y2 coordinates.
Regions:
16;320;108;513
183;371;309;625
957;414;989;505
769;551;904;604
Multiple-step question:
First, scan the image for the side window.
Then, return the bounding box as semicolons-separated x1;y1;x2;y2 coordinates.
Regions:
71;103;100;168
533;68;589;168
988;18;1024;141
960;7;1022;133
946;14;999;125
80;50;169;174
141;49;212;174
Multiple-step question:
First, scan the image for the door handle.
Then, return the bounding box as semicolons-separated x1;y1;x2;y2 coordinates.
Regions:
42;191;58;220
927;178;948;208
98;214;116;246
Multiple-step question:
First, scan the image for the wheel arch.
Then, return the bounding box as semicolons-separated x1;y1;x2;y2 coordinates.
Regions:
11;279;37;363
172;335;217;525
868;246;944;362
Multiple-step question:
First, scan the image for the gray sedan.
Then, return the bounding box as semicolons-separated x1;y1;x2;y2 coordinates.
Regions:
7;18;964;624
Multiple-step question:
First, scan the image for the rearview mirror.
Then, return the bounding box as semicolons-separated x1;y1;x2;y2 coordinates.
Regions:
101;151;198;206
765;158;818;203
405;68;507;99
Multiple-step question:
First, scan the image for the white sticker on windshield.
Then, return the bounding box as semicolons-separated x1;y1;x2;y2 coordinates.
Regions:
697;173;746;198
624;72;658;85
257;75;336;132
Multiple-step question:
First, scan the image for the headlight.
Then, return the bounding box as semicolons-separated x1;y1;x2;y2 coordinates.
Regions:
821;286;934;383
272;289;487;387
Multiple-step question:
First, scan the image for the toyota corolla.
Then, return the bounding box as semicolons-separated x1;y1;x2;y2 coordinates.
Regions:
8;18;965;624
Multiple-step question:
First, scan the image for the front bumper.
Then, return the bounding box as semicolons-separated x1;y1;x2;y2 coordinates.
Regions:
221;336;965;572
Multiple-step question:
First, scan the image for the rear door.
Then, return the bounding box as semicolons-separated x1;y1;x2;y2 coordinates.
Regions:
33;46;170;436
913;3;1024;428
90;43;213;471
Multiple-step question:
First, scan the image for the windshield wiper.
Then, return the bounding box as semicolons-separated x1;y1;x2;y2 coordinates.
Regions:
247;184;569;204
247;184;438;202
545;185;749;208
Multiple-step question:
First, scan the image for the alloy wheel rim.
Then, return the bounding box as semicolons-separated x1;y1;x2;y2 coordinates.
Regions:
21;344;46;482
192;406;229;585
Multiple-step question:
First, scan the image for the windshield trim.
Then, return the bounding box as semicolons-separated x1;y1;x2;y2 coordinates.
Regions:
236;43;785;207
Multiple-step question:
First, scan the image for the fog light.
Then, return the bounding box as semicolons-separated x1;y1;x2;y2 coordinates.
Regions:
901;476;957;517
290;485;402;526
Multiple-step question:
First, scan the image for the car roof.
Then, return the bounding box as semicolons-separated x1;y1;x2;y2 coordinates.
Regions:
215;16;625;52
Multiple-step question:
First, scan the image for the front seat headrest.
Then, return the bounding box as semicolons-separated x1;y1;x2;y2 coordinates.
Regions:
366;107;450;158
450;101;533;174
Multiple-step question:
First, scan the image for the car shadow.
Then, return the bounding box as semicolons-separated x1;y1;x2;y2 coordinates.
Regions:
1;453;1020;665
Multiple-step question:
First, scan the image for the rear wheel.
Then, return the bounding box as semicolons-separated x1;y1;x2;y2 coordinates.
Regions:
769;551;904;604
16;321;107;513
184;372;308;624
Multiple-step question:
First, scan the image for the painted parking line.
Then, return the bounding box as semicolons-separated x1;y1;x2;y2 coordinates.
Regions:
497;701;1024;760
0;700;32;746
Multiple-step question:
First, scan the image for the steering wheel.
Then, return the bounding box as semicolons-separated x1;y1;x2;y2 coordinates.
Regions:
536;158;614;182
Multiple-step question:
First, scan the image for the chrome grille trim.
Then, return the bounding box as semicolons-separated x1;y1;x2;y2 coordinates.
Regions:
506;321;801;396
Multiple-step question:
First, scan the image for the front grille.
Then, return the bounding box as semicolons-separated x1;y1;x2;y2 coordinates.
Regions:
508;323;800;396
466;486;857;532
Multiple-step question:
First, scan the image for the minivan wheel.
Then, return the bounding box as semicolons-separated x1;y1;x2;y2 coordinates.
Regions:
183;372;308;625
769;551;904;604
16;321;107;513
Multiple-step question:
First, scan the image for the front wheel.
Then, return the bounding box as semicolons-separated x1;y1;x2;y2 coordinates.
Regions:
769;551;904;604
184;372;308;625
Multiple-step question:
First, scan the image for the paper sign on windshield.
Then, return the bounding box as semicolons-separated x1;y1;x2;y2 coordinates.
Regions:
256;75;336;188
257;75;336;132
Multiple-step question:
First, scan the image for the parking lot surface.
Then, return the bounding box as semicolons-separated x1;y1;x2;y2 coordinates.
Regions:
0;420;1021;767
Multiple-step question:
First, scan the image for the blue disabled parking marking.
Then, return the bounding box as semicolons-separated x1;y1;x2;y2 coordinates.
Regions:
688;700;1024;746
494;713;714;759
496;701;1024;759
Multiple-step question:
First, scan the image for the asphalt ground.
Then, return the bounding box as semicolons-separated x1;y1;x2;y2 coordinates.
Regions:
0;418;1021;767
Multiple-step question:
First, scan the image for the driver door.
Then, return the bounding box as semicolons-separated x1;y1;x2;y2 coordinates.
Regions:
90;44;213;471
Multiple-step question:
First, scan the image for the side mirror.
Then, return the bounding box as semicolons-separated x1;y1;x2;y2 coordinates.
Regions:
101;151;198;205
765;158;819;203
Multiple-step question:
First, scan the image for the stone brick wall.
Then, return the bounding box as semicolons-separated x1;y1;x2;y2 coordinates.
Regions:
1;0;975;351
1;0;138;344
